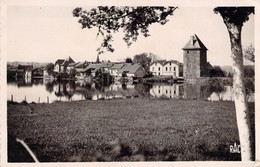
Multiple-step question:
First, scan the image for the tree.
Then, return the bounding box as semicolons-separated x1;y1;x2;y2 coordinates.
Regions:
208;66;225;77
244;45;255;63
73;7;177;55
125;57;133;63
133;53;152;66
214;7;254;161
45;63;54;75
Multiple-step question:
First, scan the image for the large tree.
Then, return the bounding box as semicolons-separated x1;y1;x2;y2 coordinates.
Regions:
73;6;177;55
214;7;254;161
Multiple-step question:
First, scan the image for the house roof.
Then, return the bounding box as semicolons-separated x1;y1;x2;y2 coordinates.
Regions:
77;63;112;73
110;63;125;69
150;60;182;66
75;61;88;68
68;62;80;67
55;59;65;65
118;64;143;74
182;34;207;50
61;57;75;66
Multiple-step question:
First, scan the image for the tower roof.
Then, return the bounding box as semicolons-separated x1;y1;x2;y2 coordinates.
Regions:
182;34;208;50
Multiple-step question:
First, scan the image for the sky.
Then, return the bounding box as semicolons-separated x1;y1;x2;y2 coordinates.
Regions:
7;6;254;66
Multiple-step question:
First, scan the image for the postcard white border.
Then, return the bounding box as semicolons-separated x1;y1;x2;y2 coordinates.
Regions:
1;0;259;167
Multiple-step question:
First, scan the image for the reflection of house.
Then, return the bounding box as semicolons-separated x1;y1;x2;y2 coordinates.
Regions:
109;63;125;77
17;65;33;79
150;60;183;78
117;64;145;78
182;34;208;79
149;84;183;99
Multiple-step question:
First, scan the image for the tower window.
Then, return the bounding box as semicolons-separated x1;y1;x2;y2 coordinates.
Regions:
158;67;160;71
166;67;168;71
187;51;189;54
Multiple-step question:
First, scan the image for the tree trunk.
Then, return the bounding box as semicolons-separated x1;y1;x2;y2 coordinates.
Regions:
224;21;252;161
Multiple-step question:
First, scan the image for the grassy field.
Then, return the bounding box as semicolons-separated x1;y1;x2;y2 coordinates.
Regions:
7;98;255;162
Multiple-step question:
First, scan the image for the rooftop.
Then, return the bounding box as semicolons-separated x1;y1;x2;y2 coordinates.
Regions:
182;34;207;50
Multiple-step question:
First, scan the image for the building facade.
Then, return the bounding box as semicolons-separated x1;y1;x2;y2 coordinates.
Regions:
150;60;183;78
182;34;208;79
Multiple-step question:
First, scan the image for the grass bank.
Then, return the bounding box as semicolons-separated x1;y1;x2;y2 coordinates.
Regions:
7;98;255;162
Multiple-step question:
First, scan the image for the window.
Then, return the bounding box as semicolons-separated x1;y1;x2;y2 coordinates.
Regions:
166;67;168;71
169;67;171;71
174;67;176;71
158;67;160;71
170;63;171;65
166;90;168;94
159;89;160;94
158;72;160;75
187;51;189;54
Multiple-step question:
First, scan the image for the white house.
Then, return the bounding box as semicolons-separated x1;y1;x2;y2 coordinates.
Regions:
150;60;183;78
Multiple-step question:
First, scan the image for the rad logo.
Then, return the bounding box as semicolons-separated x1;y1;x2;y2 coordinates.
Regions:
230;142;241;153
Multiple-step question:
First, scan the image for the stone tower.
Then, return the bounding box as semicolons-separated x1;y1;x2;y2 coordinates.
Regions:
182;34;208;79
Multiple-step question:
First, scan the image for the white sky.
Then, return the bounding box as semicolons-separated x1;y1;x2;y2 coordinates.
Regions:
7;6;254;66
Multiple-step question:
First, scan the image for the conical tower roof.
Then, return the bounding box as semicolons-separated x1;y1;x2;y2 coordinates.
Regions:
96;54;101;63
182;34;207;50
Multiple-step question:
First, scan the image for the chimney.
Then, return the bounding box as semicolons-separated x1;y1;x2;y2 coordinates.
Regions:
190;36;194;45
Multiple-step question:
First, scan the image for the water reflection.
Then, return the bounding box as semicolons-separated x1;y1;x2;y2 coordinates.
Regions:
7;78;254;103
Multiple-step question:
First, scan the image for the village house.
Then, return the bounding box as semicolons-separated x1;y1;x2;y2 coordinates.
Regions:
60;57;75;74
76;63;113;79
32;67;44;78
75;61;89;72
117;63;146;78
150;60;183;78
17;65;33;79
67;62;80;74
109;63;125;78
182;34;208;79
54;59;65;73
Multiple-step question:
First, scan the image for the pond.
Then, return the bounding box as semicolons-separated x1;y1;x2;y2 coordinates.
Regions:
7;78;254;103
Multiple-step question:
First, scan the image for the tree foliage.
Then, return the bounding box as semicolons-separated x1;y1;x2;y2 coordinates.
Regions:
45;63;54;75
125;57;133;63
73;6;177;55
214;7;254;27
133;53;152;66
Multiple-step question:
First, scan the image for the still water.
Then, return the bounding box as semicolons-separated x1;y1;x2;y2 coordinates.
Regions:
7;78;254;103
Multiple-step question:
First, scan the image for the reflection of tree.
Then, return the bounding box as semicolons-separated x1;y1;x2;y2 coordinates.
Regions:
45;81;55;93
134;83;151;97
122;84;127;90
183;81;226;100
